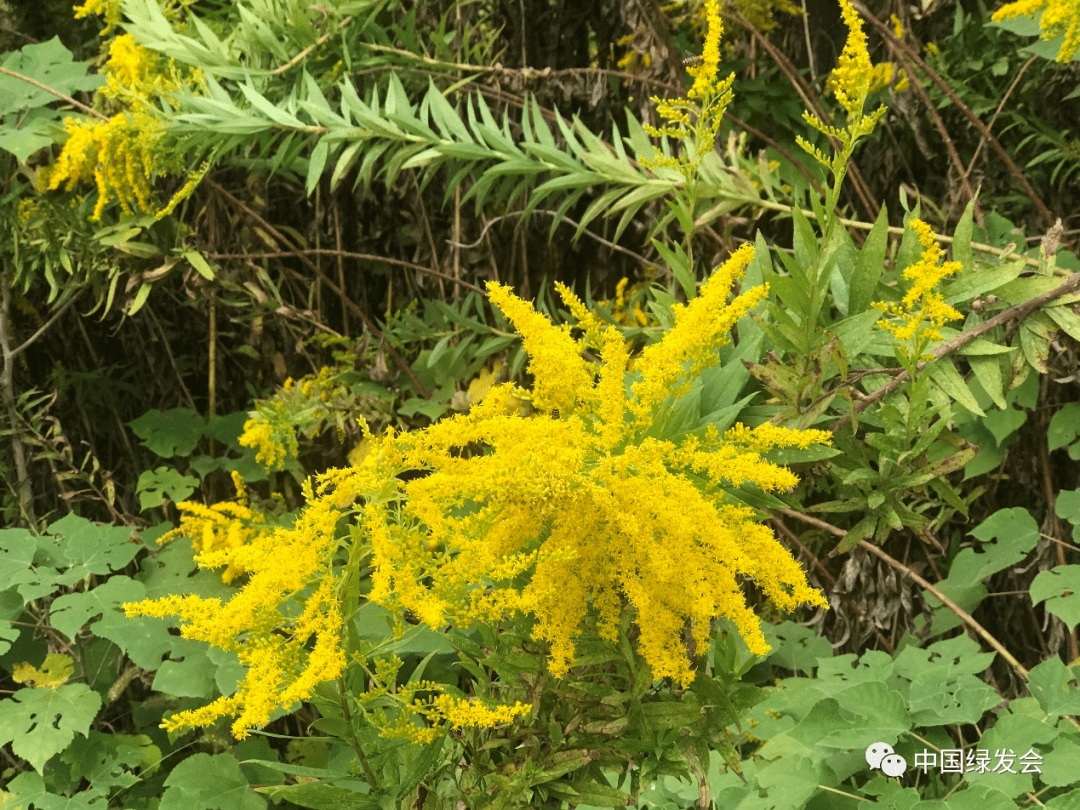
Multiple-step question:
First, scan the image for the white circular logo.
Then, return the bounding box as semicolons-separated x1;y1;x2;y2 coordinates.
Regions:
865;742;894;769
880;753;908;778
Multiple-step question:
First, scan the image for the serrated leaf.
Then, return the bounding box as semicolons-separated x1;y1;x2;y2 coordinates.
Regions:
160;753;265;810
1030;565;1080;630
0;684;101;773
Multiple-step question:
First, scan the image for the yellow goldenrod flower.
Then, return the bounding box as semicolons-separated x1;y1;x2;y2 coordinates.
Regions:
798;0;887;208
126;253;830;738
873;219;962;360
358;255;828;686
642;0;735;183
992;0;1080;62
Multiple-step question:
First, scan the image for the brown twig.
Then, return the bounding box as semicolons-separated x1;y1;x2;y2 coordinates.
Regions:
209;249;486;294
205;179;432;397
774;507;1028;681
0;67;108;121
829;271;1080;433
270;16;354;76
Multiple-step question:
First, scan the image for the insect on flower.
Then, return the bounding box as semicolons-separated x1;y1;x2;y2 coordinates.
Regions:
682;55;704;66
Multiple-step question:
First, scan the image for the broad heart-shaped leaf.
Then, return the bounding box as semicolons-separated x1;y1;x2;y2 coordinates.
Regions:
136;466;199;510
1030;565;1080;630
761;621;832;675
1027;657;1080;719
1040;736;1080;788
0;683;101;773
926;507;1040;633
963;701;1060;799
0;526;44;601
817;681;911;748
160;753;265;810
943;784;1023;810
62;730;161;789
0;770;109;810
757;683;909;760
0;37;103;115
43;513;141;577
129;408;207;458
151;636;220;698
0;110;56;162
892;635;1000;725
49;575;145;642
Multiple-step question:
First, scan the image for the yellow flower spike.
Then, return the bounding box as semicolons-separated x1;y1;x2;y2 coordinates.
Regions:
830;0;874;118
642;0;734;183
486;282;595;414
873;218;962;363
687;0;723;99
631;243;762;420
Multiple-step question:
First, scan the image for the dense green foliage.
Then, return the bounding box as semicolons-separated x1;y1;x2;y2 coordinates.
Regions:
2;0;1080;808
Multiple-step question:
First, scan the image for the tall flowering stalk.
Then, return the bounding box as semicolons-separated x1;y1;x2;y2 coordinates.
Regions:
798;0;887;214
641;0;736;298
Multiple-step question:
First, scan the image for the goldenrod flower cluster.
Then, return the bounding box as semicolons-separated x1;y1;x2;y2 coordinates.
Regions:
239;367;352;471
124;481;347;739
351;244;829;687
155;472;272;584
992;0;1080;62
121;247;830;739
873;219;962;359
41;25;204;221
642;0;734;182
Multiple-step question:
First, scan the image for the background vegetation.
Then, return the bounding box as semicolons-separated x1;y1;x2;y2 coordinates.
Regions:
1;0;1079;807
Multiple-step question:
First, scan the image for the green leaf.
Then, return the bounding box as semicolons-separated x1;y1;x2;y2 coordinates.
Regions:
255;781;380;809
43;513;141;577
927;508;1041;633
49;575;146;642
0;37;103;115
952;200;975;272
1048;403;1080;451
927;361;984;416
129;408;207;458
306;137;330;195
0;684;101;773
1027;657;1080;719
183;249;216;281
160;752;266;810
136;467;200;510
423;79;472;144
893;635;999;724
239;83;305;128
1030;565;1080;630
